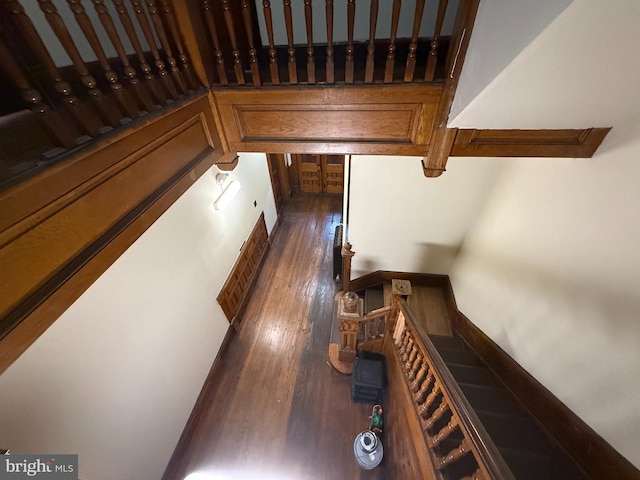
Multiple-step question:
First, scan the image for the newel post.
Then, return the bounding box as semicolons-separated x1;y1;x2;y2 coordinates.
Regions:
337;291;363;362
385;279;412;351
341;242;355;293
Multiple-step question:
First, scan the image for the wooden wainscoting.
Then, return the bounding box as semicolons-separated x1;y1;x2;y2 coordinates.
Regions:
0;91;224;374
213;84;443;155
217;213;270;327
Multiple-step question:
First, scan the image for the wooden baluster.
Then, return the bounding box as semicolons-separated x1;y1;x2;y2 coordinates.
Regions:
414;371;434;402
402;337;415;362
429;417;459;448
262;1;279;85
221;0;244;85
37;0;120;128
0;36;77;149
404;345;418;372
418;382;440;417
411;363;428;391
325;0;334;83
437;437;471;470
394;319;406;347
345;0;355;83
66;0;139;120
398;330;411;354
425;399;450;429
112;0;166;105
384;0;402;83
425;0;449;81
283;0;297;84
4;0;101;138
159;0;199;90
240;0;260;86
129;0;178;99
145;0;187;94
202;0;228;85
461;468;486;480
304;0;315;83
91;0;154;112
408;353;423;381
364;0;378;83
404;0;425;82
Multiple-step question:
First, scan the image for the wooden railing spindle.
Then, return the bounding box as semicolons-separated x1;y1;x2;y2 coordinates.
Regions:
37;0;120;128
283;0;297;84
425;0;449;81
241;0;261;86
221;0;245;85
66;0;139;120
408;353;423;381
345;0;355;83
129;0;178;99
4;0;101;138
325;0;334;83
91;0;154;112
437;437;472;470
159;0;199;91
404;0;425;82
384;0;402;83
411;364;428;391
202;0;228;85
364;0;378;83
112;0;166;105
304;0;315;83
429;417;460;448
425;399;450;429
144;0;187;94
262;1;279;85
0;36;77;149
404;345;418;371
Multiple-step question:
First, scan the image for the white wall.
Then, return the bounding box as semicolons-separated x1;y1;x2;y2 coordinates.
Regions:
449;0;572;121
0;153;276;480
347;154;504;278
449;0;640;468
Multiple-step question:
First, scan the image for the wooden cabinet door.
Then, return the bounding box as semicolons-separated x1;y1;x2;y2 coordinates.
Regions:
322;154;344;195
298;154;322;193
294;154;344;195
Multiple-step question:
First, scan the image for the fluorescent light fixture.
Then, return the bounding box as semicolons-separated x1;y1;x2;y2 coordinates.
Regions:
214;179;241;211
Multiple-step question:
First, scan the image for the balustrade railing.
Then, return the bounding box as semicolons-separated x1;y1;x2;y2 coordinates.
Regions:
391;298;516;480
198;0;457;86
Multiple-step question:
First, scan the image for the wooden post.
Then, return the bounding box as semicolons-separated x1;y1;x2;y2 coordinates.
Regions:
341;242;355;293
337;291;363;362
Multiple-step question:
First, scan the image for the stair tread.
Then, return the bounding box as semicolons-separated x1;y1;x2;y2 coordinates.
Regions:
447;363;497;387
458;383;525;417
437;348;482;366
428;334;466;351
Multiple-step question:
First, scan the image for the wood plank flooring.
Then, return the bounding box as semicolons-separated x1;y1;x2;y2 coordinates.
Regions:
166;195;389;480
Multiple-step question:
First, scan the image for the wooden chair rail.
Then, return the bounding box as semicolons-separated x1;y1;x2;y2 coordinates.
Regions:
391;298;516;480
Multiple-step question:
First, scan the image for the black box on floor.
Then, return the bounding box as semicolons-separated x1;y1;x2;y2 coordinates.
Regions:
351;353;386;403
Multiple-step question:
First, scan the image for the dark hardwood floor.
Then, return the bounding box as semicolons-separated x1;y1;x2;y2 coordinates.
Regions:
167;195;388;480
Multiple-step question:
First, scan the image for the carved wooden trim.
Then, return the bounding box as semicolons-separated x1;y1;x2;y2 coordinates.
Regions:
451;128;612;157
441;277;640;480
349;270;449;293
216;213;269;327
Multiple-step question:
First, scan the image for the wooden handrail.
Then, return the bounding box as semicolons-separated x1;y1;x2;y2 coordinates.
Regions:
393;298;516;480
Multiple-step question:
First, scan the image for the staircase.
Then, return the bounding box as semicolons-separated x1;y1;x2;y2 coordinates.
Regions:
428;334;589;480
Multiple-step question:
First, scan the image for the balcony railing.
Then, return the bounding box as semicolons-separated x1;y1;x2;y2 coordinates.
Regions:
0;0;461;189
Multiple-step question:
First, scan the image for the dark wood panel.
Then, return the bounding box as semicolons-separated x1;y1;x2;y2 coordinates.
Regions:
216;212;269;326
441;278;640;480
214;84;443;153
451;128;612;157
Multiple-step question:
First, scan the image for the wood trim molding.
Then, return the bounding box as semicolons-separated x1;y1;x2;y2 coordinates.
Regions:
0;92;224;373
451;128;612;158
349;270;449;293
441;277;640;480
161;324;237;480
